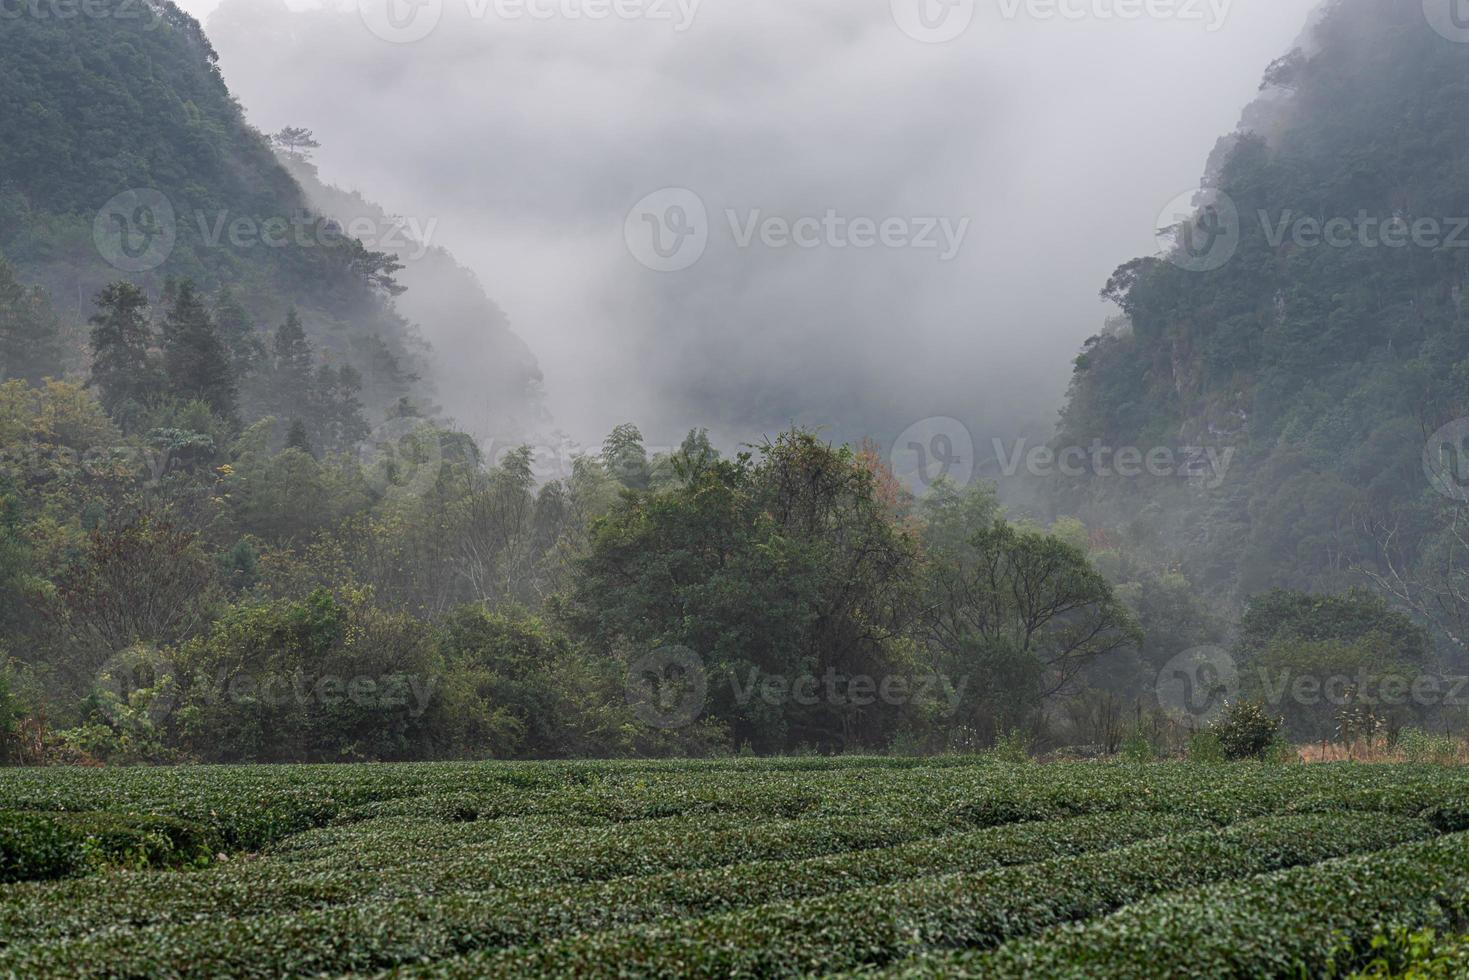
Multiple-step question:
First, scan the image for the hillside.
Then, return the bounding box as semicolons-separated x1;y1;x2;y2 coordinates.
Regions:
0;0;540;430
1050;0;1469;615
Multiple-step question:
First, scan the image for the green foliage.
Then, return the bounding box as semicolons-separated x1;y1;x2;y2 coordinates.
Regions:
3;759;1469;974
0;813;86;883
1238;589;1430;665
1052;0;1469;599
986;729;1031;764
172;588;439;763
87;281;158;422
0;252;64;385
565;428;923;753
1397;728;1461;766
1352;928;1469;979
1119;725;1155;763
928;835;1469;978
1187;731;1226;764
1211;699;1284;760
160;281;237;424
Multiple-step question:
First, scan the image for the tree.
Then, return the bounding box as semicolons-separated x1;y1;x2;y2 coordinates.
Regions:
161;281;237;423
270;126;320;161
316;364;369;453
1235;588;1429;666
87;281;156;420
212;287;265;381
270;309;315;426
0;254;64;385
601;422;650;490
285;418;313;456
922;520;1143;714
565;428;921;752
53;517;219;682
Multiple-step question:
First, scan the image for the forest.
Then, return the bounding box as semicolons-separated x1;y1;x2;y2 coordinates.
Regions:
2;0;1469;767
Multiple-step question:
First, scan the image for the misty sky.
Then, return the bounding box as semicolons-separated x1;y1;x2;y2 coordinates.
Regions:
176;0;1319;458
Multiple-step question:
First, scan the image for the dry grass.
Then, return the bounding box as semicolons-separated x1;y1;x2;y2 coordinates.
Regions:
1296;736;1469;765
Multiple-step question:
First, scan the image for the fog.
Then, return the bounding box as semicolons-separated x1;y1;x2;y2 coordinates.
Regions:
174;0;1319;458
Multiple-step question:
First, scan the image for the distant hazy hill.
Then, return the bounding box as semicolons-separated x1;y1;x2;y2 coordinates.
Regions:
276;154;545;443
0;0;540;432
1050;0;1469;599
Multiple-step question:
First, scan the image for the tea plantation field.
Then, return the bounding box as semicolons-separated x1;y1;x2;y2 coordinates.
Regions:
3;758;1469;977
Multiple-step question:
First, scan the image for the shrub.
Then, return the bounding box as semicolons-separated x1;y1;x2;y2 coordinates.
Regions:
1187;732;1225;764
0;813;86;883
1211;700;1283;760
987;729;1031;764
1397;728;1461;766
1119;726;1154;763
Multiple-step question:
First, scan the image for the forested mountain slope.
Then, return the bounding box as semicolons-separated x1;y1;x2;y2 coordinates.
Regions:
0;0;540;429
1052;0;1469;610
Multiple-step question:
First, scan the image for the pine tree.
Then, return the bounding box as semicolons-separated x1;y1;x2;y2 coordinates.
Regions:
284;418;314;457
88;281;157;421
0;253;65;384
161;280;237;423
317;363;370;453
213;287;265;381
271;309;315;426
